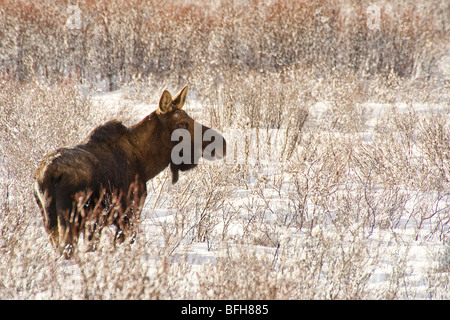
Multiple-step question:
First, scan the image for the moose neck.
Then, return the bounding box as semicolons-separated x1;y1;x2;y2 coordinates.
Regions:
128;111;172;182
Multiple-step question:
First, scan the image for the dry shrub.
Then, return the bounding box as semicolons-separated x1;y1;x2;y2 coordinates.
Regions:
70;240;194;300
1;0;449;300
1;0;447;87
197;224;383;300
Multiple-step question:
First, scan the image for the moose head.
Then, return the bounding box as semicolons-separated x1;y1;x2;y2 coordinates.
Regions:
155;86;226;183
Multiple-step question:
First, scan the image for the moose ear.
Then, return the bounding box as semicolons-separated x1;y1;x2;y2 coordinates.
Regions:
157;90;172;115
172;86;188;109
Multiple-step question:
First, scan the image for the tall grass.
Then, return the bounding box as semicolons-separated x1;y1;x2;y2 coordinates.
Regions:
1;0;448;87
0;0;449;299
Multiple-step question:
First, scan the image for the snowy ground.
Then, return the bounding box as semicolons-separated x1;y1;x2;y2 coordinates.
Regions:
1;0;448;300
81;90;449;299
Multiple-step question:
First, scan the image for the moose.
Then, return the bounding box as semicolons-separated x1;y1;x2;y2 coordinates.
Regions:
34;86;226;258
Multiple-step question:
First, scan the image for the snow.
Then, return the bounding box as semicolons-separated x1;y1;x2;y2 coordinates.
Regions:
19;89;447;299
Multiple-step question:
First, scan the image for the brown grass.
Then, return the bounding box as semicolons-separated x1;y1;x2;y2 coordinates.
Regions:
1;0;447;86
0;0;449;299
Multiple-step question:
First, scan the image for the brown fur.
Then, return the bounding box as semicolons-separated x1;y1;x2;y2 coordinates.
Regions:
34;86;226;258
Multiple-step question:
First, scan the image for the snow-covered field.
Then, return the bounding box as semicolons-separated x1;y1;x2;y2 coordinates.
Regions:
77;89;449;299
0;0;448;300
0;77;448;300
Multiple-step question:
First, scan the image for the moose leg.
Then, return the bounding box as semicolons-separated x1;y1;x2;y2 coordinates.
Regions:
34;184;59;249
112;198;139;246
113;182;146;245
85;220;101;252
114;215;137;245
113;199;129;245
55;189;78;259
82;221;104;253
82;190;106;252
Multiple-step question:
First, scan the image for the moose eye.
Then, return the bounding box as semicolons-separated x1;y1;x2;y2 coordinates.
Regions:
174;113;180;119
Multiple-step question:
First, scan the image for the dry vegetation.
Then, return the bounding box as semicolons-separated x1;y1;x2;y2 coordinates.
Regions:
0;0;449;299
